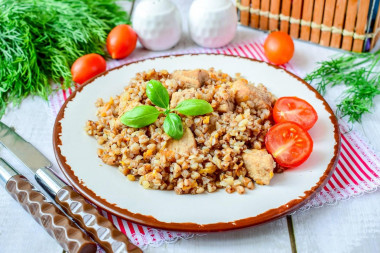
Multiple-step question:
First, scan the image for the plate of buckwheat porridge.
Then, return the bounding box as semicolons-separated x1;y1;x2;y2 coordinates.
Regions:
54;54;340;231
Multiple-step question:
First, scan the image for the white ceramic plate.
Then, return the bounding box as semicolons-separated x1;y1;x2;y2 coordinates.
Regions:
53;54;340;232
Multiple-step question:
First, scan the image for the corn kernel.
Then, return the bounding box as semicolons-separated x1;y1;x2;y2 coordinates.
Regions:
144;149;153;159
127;174;136;181
119;166;128;175
256;179;264;185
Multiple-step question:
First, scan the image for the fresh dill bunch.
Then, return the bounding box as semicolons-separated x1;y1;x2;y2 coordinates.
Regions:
0;0;130;116
305;51;380;123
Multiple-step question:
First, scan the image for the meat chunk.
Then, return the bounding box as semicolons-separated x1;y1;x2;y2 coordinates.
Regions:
166;127;196;155
170;88;197;108
242;149;276;185
118;100;140;116
217;101;234;113
232;79;273;110
172;69;210;89
255;83;277;106
232;79;251;103
253;83;276;107
215;87;235;113
170;88;213;108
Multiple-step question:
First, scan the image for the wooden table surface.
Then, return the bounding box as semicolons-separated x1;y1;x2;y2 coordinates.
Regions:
1;1;379;252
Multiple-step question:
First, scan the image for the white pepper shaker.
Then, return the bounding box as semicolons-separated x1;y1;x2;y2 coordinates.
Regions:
188;0;238;48
132;0;182;51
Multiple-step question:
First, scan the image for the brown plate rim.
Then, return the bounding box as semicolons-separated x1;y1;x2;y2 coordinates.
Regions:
53;53;341;232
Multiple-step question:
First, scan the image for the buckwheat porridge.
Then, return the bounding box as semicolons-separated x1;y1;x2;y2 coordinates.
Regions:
85;68;278;195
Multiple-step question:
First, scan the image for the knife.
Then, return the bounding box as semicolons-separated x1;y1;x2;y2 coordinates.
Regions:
0;158;97;253
0;121;142;253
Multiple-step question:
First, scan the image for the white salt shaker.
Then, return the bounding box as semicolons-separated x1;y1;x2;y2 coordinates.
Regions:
132;0;182;51
188;0;237;48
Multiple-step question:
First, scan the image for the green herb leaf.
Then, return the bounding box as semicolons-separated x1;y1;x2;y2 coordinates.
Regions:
146;80;170;109
305;51;380;123
163;113;183;140
174;99;213;116
120;105;161;128
0;0;130;118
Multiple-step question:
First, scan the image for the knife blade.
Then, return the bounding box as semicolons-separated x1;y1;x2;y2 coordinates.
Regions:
0;122;52;171
0;121;142;253
0;158;97;253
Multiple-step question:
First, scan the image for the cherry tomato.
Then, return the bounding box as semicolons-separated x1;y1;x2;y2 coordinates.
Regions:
71;53;106;84
107;24;137;59
265;122;313;168
264;31;294;65
273;97;318;130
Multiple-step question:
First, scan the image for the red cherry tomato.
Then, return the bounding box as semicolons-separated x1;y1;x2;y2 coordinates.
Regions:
71;53;106;84
264;31;294;65
265;122;313;168
273;97;318;130
107;24;137;59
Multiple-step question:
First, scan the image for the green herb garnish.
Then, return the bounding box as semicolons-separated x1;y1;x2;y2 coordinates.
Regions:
120;105;161;128
0;0;130;117
120;80;213;139
174;99;213;116
305;51;380;123
163;113;184;140
146;80;170;109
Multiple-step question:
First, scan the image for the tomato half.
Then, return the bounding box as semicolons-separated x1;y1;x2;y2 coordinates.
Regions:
264;31;294;65
273;97;318;130
265;122;313;168
71;53;106;84
107;24;137;59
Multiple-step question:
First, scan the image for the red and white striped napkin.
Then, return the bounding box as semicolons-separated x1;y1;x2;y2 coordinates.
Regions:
48;40;380;248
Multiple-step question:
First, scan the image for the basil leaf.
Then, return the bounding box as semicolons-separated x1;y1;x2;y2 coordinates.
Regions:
120;105;161;128
146;80;170;109
163;113;183;140
174;99;213;116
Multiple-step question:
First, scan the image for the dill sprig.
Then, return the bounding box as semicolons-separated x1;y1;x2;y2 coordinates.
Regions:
305;51;380;123
0;0;130;116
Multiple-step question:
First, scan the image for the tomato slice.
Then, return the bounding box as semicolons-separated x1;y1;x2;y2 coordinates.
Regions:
273;97;318;130
265;122;313;168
